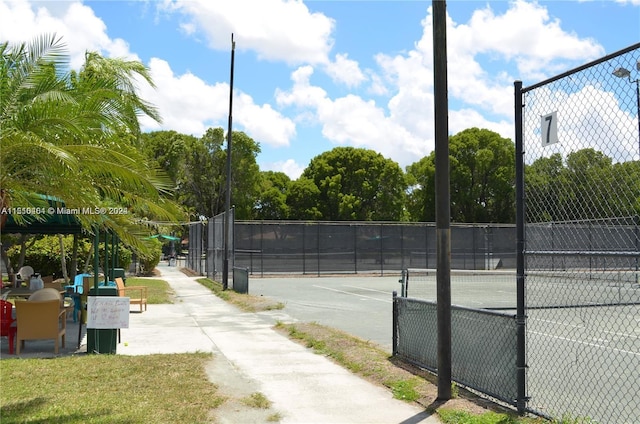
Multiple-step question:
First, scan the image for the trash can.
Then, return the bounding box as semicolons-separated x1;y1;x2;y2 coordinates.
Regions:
232;267;249;294
108;268;126;283
87;286;118;354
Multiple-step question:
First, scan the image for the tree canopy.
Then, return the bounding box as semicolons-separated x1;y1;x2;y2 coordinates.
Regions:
0;34;184;254
407;128;516;223
139;127;261;220
301;147;407;221
526;148;640;222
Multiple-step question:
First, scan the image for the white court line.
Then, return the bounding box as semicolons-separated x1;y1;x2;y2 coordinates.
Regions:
343;285;394;295
602;329;640;340
532;318;640;339
530;330;640;357
313;285;391;303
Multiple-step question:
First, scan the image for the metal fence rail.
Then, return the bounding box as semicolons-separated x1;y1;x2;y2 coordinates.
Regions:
518;43;640;422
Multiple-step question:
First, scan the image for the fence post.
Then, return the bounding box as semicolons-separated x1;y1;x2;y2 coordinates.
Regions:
514;80;528;414
392;291;398;356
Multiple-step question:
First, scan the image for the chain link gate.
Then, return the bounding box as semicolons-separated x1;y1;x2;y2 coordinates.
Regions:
186;209;234;280
516;43;640;422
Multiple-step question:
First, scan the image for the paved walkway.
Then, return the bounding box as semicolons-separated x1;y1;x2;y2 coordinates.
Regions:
1;263;440;423
120;263;440;423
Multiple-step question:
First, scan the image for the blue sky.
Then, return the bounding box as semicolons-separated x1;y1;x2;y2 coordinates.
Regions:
1;0;639;178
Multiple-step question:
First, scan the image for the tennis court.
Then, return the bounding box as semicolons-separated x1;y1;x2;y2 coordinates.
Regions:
401;267;640;422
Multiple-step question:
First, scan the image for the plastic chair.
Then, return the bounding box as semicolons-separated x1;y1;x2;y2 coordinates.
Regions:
28;287;63;303
17;266;34;286
0;299;17;354
65;273;91;295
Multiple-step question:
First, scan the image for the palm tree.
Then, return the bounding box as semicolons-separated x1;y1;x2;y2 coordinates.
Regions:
0;34;184;254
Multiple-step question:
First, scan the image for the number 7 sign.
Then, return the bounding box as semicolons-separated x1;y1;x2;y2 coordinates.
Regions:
541;111;559;146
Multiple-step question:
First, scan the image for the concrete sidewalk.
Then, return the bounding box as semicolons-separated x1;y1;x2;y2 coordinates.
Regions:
119;263;440;423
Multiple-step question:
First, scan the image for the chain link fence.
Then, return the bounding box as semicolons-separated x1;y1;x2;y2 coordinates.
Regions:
518;43;640;422
185;210;234;282
234;221;515;275
393;292;519;407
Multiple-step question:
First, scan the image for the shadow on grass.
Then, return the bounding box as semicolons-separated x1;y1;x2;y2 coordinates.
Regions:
1;397;130;424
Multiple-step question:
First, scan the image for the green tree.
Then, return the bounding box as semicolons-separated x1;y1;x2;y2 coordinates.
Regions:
301;147;407;221
139;130;191;188
406;128;515;223
526;148;640;222
0;34;184;255
449;128;515;223
286;178;322;220
180;128;261;219
254;171;290;220
524;153;564;222
405;156;436;222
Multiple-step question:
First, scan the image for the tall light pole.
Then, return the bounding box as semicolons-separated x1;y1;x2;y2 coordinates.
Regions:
223;34;235;291
613;59;640;159
613;60;640;287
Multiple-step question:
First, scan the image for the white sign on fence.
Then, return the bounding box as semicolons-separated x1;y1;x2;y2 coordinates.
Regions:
541;111;559;146
87;296;130;329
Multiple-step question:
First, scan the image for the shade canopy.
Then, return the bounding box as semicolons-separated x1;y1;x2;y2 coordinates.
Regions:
1;196;83;235
146;234;181;241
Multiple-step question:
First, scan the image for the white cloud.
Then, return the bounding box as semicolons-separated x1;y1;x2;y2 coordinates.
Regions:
140;58;296;147
2;0;632;175
323;53;367;87
0;0;295;147
449;109;513;141
137;58;229;135
235;93;296;148
0;0;137;69
272;0;615;170
261;159;305;180
614;0;640;7
276;66;328;109
523;85;638;162
160;0;335;65
458;1;604;78
277;66;430;168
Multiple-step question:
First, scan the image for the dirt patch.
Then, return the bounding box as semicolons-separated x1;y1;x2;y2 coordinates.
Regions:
205;355;282;423
276;322;508;417
180;267;200;277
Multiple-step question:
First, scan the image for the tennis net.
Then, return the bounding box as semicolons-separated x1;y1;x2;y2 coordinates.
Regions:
403;268;640;309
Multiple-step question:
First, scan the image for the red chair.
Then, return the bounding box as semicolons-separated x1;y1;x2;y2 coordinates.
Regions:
0;299;17;354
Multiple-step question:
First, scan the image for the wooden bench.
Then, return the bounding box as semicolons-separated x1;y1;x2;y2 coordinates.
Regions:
115;277;147;312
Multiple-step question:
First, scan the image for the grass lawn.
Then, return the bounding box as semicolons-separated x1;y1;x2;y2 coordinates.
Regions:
1;353;222;424
124;277;172;304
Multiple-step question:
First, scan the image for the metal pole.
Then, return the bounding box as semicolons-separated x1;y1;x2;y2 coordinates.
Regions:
392;291;398;356
514;80;528;414
104;231;109;285
223;33;236;290
93;228;99;292
432;0;452;401
635;79;640;159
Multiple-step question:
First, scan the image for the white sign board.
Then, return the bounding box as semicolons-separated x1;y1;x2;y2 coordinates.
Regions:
541;111;559;146
87;296;130;329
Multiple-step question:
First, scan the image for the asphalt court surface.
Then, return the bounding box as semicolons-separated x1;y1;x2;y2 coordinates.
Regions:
250;275;402;351
249;273;519;351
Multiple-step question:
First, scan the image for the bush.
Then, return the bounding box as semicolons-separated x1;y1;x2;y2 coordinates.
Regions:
6;235;132;279
138;238;162;276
